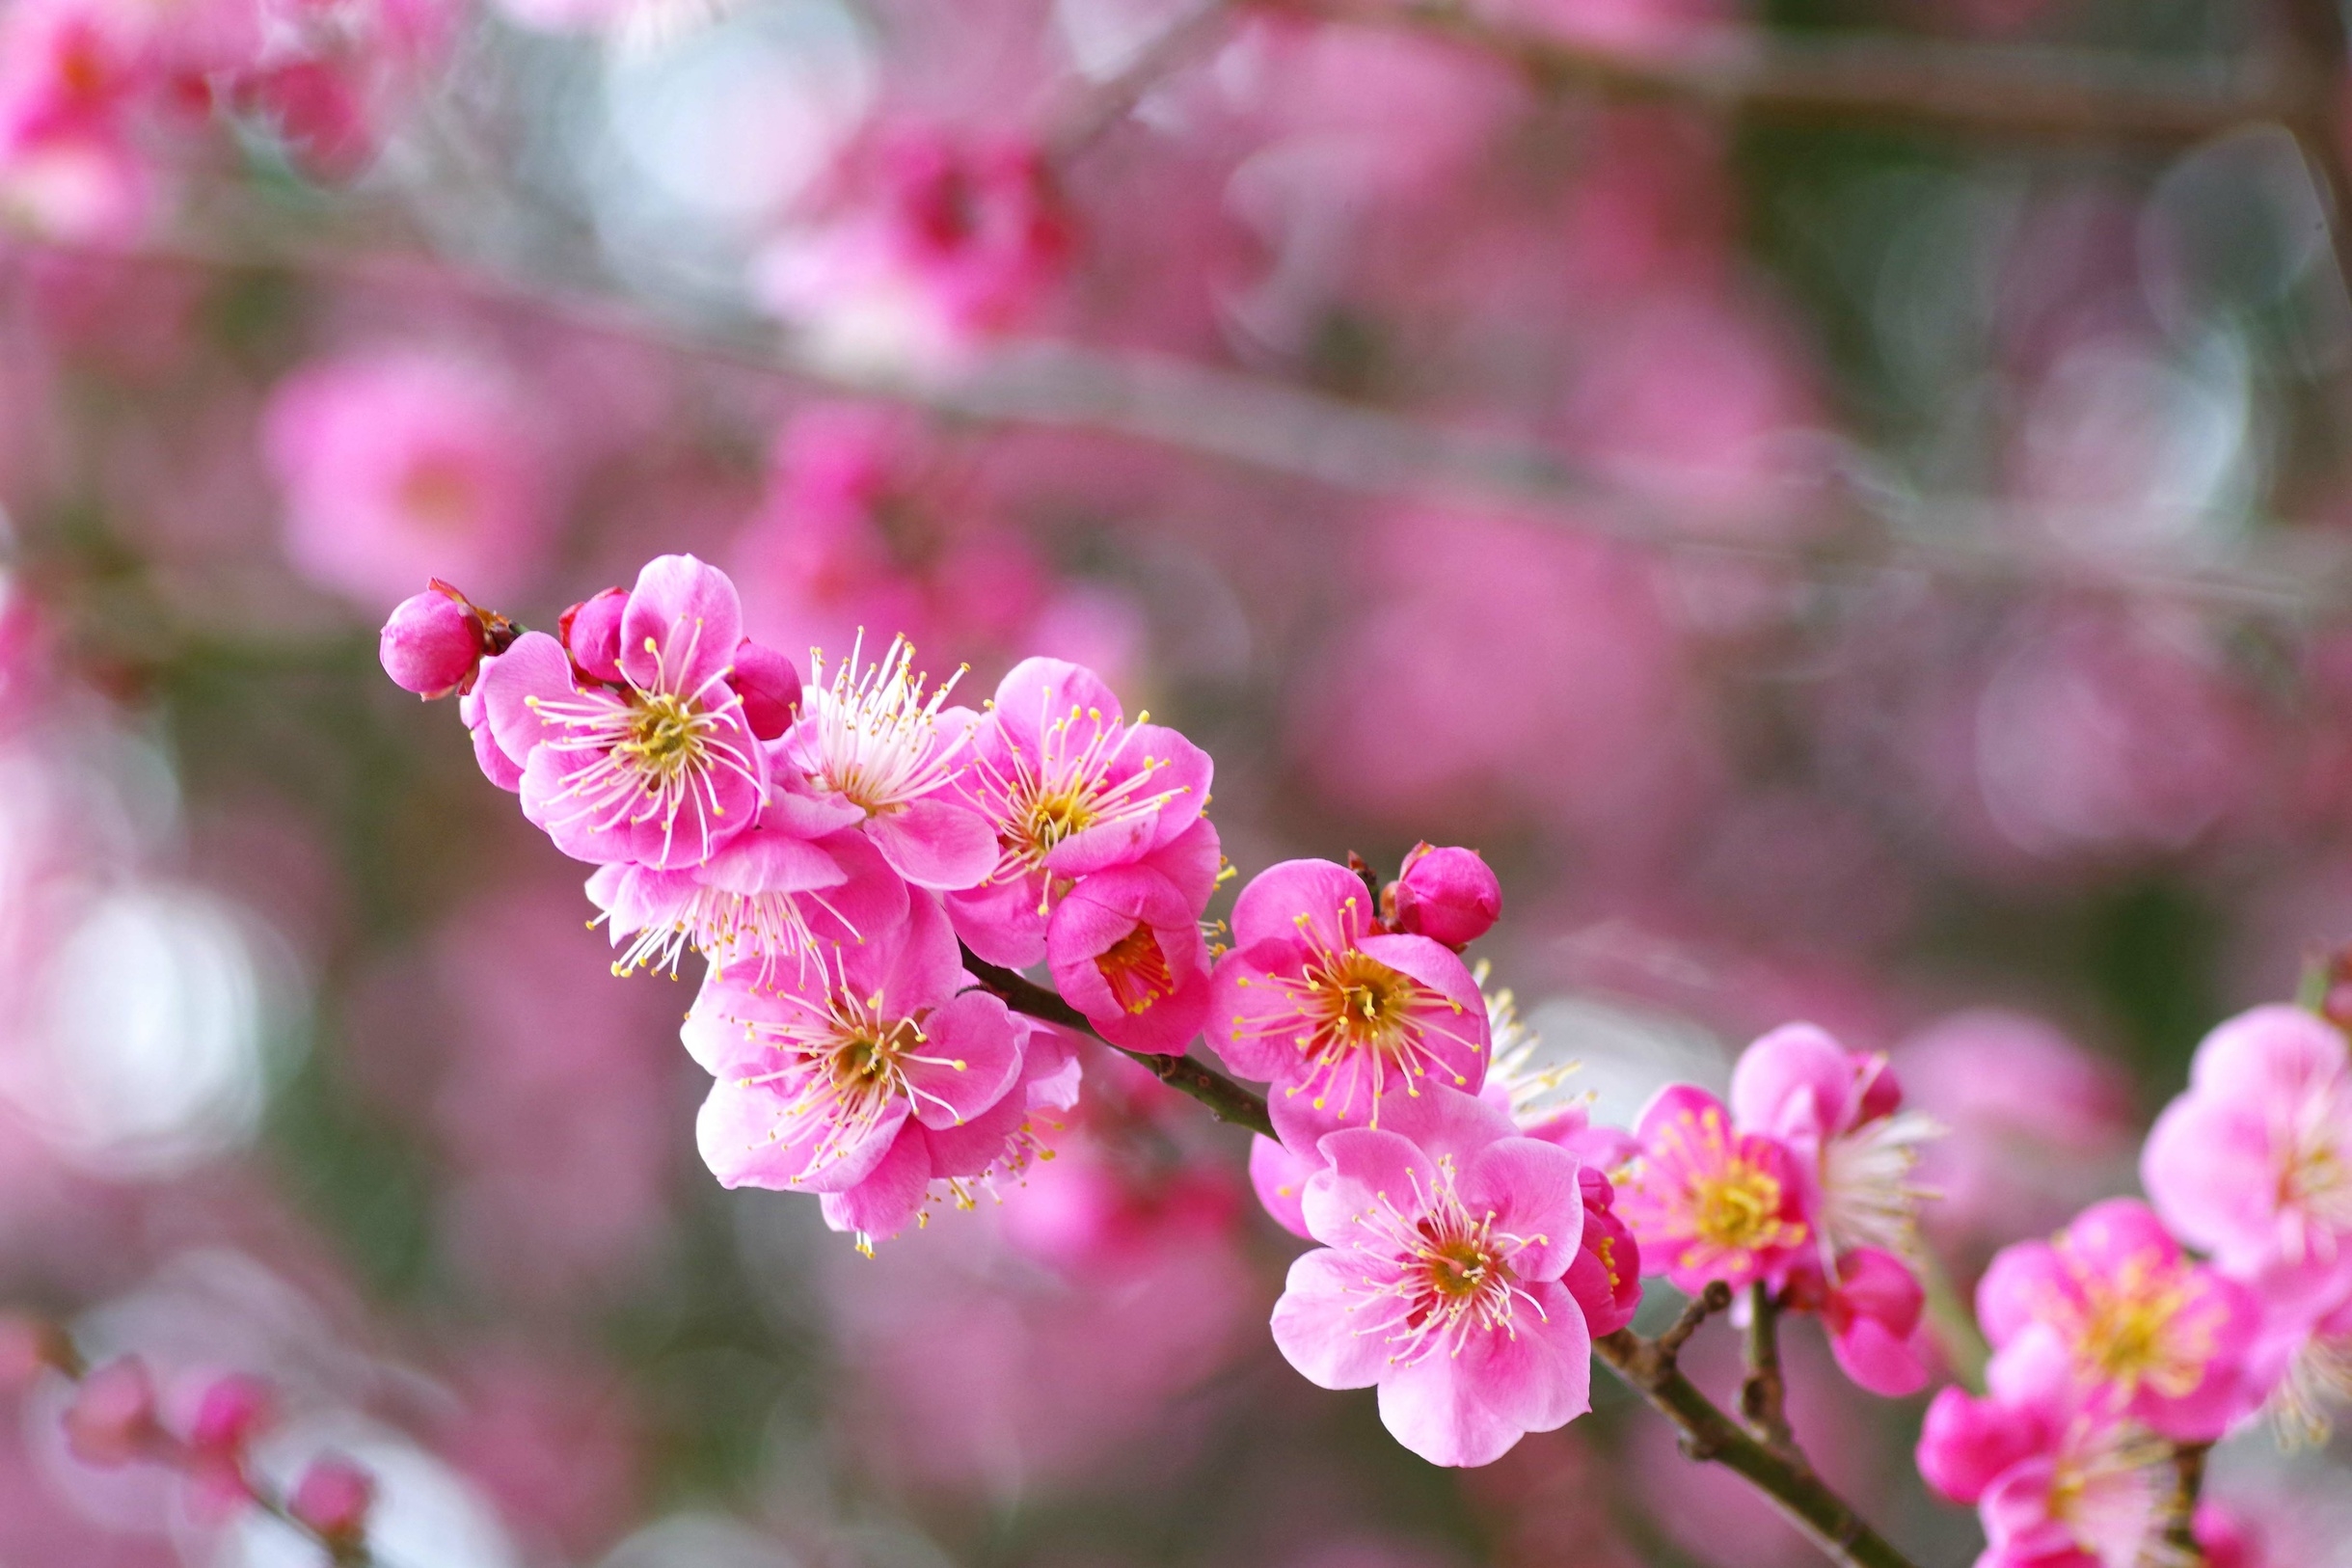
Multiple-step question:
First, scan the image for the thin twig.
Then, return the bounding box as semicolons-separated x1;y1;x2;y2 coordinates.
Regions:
1657;1280;1735;1358
2164;1443;2213;1565
1740;1282;1801;1463
958;944;1279;1138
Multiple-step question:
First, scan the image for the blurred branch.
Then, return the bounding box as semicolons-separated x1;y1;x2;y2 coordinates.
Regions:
1275;0;2311;145
958;944;1279;1138
2164;1443;2213;1565
1739;1283;1799;1461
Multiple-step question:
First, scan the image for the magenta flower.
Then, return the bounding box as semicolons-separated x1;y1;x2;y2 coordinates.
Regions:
776;634;996;891
262;349;549;607
2142;1004;2352;1277
378;581;490;698
946;657;1212;966
1615;1084;1811;1294
1791;1246;1932;1397
475;555;770;870
1044;858;1215;1055
684;894;1026;1243
1978;1199;2260;1443
1269;1084;1594;1467
1211;858;1489;1154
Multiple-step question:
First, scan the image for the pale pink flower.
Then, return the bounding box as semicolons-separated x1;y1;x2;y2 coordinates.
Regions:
1615;1084;1811;1295
946;656;1212;966
473;556;770;871
684;895;1027;1245
1977;1199;2261;1443
2143;1004;2352;1276
1210;858;1490;1154
775;634;995;891
1270;1084;1593;1467
262;350;550;608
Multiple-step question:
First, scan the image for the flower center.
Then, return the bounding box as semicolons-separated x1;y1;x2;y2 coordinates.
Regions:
396;456;481;532
2063;1253;2214;1400
803;634;966;816
1095;923;1176;1014
729;974;970;1183
1347;1154;1547;1365
967;697;1187;905
1023;787;1096;852
625;690;707;782
1690;1160;1789;1252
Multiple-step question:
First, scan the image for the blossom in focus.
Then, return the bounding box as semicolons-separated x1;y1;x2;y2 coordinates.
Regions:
473;556;770;871
1270;1084;1595;1467
1615;1084;1810;1294
1044;858;1217;1054
775;634;996;891
947;656;1213;966
2142;1004;2352;1277
262;350;550;607
756;127;1072;370
1211;858;1490;1155
1977;1198;2260;1443
378;581;499;698
684;895;1028;1245
1388;843;1501;950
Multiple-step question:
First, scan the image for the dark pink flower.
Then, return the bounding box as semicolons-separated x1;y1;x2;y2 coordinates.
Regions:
474;555;770;871
1792;1246;1930;1397
776;635;995;891
1044;858;1214;1055
946;657;1213;965
685;895;1027;1245
1390;843;1501;950
1270;1084;1593;1467
1211;859;1489;1154
1615;1084;1811;1294
378;582;489;697
1978;1199;2260;1443
2142;1004;2352;1277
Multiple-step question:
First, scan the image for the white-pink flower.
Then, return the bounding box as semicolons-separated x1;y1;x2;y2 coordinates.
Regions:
1270;1084;1593;1467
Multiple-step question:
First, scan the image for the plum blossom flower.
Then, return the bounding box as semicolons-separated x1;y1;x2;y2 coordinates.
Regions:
947;657;1213;966
1211;858;1490;1154
2142;1005;2352;1277
685;895;1030;1247
474;556;770;870
1388;843;1501;950
1270;1085;1594;1467
1615;1085;1811;1294
1044;857;1217;1055
379;581;497;698
776;634;995;891
2243;1258;2352;1445
1978;1199;2260;1443
1787;1246;1931;1397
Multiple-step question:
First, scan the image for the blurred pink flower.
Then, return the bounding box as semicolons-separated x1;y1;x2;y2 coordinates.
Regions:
263;349;551;608
1271;1084;1594;1467
1210;857;1490;1154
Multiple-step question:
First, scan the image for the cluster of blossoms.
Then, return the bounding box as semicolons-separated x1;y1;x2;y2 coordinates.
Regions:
0;0;446;237
384;553;2345;1539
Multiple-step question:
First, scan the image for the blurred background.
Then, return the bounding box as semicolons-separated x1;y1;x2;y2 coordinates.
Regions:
2;0;2352;1560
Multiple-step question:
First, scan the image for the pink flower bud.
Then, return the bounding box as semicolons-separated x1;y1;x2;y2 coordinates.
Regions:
189;1373;276;1455
289;1453;375;1545
728;638;801;741
64;1358;159;1467
560;587;627;684
1390;843;1500;949
379;586;484;697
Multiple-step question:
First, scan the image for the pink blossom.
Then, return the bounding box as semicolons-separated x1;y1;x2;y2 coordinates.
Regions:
2142;1004;2352;1277
1977;1199;2260;1443
1210;858;1490;1154
946;656;1213;965
1270;1083;1593;1467
62;1358;158;1468
1044;858;1215;1055
2238;1252;2352;1444
1390;843;1502;950
287;1453;374;1546
685;894;1029;1245
473;555;770;871
378;581;493;698
1788;1246;1932;1397
1615;1084;1811;1294
262;350;550;608
774;635;996;891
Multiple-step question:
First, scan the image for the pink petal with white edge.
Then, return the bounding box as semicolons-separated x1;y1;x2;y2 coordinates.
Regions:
867;797;999;890
1728;1022;1856;1144
1270;1248;1392;1390
618;554;743;696
818;1127;933;1242
1373;1281;1590;1467
901;990;1022;1130
700;826;849;897
1455;1137;1584;1283
1301;1127;1433;1248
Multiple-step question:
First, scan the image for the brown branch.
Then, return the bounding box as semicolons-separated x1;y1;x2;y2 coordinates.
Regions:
1740;1282;1800;1463
958;944;1278;1138
1276;0;2311;146
1657;1280;1735;1357
2164;1443;2213;1565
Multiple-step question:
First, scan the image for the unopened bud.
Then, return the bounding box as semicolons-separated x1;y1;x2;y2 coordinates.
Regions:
560;587;627;685
189;1372;276;1456
289;1453;375;1547
729;639;801;741
1390;843;1501;949
63;1357;158;1467
380;584;485;697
